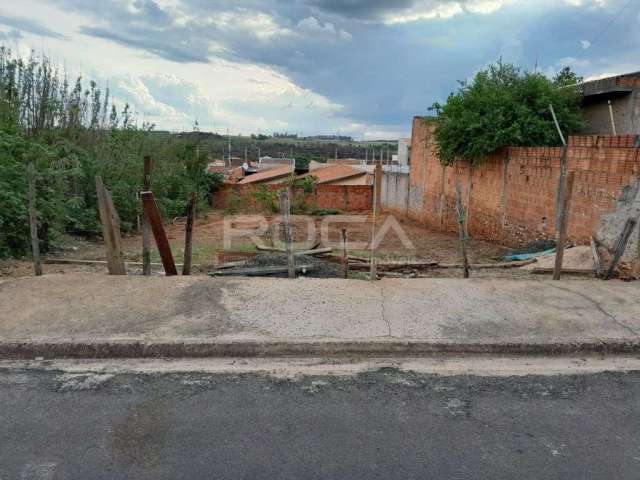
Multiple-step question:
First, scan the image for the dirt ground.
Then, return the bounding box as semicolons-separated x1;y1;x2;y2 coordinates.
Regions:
0;210;552;280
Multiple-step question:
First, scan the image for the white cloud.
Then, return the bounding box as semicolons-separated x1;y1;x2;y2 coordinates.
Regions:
581;40;591;49
116;77;183;117
207;10;292;40
382;0;516;24
558;56;591;68
297;17;352;41
563;0;607;7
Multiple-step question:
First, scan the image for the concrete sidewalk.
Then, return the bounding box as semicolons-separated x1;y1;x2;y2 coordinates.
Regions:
1;273;639;358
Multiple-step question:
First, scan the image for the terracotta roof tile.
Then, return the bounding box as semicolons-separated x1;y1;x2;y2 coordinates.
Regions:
299;164;365;184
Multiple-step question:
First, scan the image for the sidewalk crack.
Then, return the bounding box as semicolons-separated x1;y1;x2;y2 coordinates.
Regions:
379;284;391;337
547;283;638;336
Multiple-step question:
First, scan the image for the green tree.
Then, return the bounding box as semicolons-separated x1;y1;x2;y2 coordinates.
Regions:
430;62;584;166
553;66;583;87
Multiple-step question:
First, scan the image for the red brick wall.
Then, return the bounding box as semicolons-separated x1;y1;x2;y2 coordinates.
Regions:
314;185;373;211
211;183;372;212
407;116;640;246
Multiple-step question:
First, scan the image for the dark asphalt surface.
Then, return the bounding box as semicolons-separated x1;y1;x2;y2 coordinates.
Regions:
1;368;639;479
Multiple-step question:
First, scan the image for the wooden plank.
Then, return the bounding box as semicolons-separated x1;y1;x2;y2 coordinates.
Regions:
279;189;296;279
440;259;536;269
341;228;348;279
212;260;249;270
532;267;595;275
553;169;575;280
141;191;178;276
95;176;126;275
210;265;316;277
604;217;638;279
455;179;470;278
27;162;43;276
182;192;196;275
255;245;332;256
43;258;197;268
590;237;604;278
142;155;152;276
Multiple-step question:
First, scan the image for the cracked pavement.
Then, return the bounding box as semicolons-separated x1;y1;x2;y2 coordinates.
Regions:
1;273;639;348
1;367;640;479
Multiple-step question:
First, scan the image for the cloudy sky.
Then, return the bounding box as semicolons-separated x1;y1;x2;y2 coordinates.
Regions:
0;0;638;139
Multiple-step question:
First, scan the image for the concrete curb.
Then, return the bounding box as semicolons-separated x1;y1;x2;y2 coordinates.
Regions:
1;339;640;359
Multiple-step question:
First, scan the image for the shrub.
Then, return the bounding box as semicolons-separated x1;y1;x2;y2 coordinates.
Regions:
430;62;584;166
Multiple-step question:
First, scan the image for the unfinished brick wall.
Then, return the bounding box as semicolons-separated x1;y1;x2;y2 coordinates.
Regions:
212;183;372;212
406;116;640;246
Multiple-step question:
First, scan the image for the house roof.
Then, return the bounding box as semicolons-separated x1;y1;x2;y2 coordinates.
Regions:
579;71;640;97
299;164;366;184
238;164;294;185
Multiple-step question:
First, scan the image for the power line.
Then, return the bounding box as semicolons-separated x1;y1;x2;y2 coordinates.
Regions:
586;0;636;51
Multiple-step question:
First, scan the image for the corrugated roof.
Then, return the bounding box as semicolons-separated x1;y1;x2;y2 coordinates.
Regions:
238;164;294;184
299;164;366;184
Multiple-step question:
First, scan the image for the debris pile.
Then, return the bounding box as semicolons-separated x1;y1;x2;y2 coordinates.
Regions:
211;253;341;278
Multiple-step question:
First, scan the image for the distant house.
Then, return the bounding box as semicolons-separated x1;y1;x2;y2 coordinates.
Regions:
579;72;640;137
258;156;296;170
237;164;294;185
299;164;372;186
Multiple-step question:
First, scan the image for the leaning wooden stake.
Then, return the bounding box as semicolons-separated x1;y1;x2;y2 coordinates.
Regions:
95;176;126;275
341;228;348;279
455;180;470;278
141;191;178;276
182;192;196;275
142;155;152;276
280;189;295;279
549;104;573;281
604;217;638;279
27;162;42;276
553;168;575;281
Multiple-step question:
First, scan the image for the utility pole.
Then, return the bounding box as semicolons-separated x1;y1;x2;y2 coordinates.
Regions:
227;128;231;165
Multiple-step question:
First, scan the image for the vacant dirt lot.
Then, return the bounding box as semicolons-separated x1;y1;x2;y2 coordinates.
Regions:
1;210;514;278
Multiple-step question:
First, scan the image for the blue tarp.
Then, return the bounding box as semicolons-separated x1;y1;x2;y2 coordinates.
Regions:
504;248;556;262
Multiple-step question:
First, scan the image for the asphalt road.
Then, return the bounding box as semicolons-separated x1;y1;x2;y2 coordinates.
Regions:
1;368;639;479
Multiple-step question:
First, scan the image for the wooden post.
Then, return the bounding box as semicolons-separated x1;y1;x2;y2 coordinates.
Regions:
142;155;152;276
141;191;178;276
95;176;127;275
27;162;42;276
553;171;575;280
374;162;382;211
555;146;570;230
370;164;381;281
341;228;348;279
182;192;196;275
604;217;638;279
590;237;604;278
549;103;567;147
465;166;473;237
608;100;617;135
455;179;470;278
280;189;295;279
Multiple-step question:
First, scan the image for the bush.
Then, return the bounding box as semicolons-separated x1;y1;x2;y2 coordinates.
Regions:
430;62;584;166
0;48;224;258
